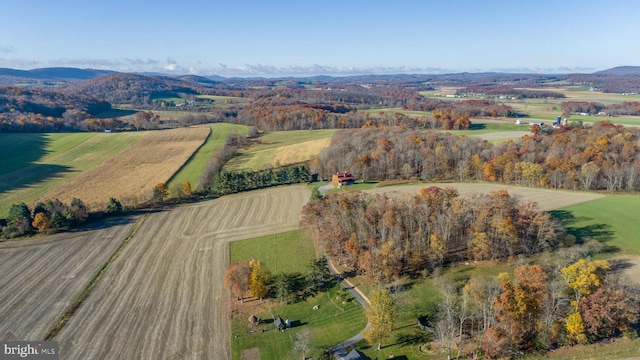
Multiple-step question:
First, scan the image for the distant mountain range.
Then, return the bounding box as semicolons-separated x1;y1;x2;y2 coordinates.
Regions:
1;66;639;86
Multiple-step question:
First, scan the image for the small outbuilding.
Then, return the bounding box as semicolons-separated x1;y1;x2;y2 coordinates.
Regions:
274;316;285;331
335;349;369;360
332;171;355;188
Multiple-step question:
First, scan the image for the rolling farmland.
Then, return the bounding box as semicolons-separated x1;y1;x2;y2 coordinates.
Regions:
0;132;144;216
0;215;140;340
37;126;210;208
167;123;248;190
55;185;311;360
225;129;336;171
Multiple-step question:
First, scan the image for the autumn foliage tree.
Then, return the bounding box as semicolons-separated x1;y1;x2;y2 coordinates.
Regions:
494;265;549;350
362;287;397;351
224;260;251;303
249;259;270;300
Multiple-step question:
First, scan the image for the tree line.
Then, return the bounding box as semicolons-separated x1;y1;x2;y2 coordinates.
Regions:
562;100;640;116
209;165;310;196
302;187;565;281
313;123;640;192
1;197;122;239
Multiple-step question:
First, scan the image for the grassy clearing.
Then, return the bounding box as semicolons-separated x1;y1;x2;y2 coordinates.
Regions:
0;132;143;217
167;123;248;191
452;122;531;135
229;229;366;360
230;230;317;275
225;129;336;171
554;195;640;256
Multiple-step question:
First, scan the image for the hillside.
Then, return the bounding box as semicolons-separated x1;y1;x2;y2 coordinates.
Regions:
0;67;116;85
594;66;640;75
61;73;200;105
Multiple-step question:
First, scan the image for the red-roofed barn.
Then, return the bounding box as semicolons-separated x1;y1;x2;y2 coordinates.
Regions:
332;171;355;188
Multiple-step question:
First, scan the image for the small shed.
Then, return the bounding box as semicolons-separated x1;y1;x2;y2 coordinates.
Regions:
332;171;355;188
335;349;368;360
274;316;285;331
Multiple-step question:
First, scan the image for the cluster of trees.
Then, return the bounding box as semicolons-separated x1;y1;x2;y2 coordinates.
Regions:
562;101;640;116
403;99;517;120
224;257;334;304
314;123;640;191
302;187;565;281
1;197;123;239
427;260;638;359
209;165;310;196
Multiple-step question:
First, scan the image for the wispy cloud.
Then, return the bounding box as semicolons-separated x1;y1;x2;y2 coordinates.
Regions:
0;56;599;77
0;44;15;53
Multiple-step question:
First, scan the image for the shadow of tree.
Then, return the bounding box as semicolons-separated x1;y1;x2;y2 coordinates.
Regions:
0;133;73;199
469;123;487;130
550;210;615;244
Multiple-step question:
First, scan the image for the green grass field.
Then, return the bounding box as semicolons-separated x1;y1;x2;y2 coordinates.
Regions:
553;195;640;256
167;123;248;191
229;229;366;360
230;230;317;275
0;132;143;217
225;129;336;171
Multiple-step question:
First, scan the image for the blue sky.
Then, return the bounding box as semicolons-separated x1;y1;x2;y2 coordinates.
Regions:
1;0;638;76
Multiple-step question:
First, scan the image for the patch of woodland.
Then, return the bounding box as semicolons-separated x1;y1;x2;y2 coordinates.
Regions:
313;122;640;192
301;186;566;281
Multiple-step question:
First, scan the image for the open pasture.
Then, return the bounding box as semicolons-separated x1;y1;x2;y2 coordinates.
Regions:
226;129;336;171
37;126;210;209
0;215;140;341
55;185;311;360
0;132;143;217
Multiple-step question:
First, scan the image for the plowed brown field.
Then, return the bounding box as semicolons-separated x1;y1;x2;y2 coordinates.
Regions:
55;185;310;359
38;126;210;209
0;216;140;340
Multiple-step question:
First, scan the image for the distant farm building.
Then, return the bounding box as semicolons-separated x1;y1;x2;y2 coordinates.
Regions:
332;171;355;188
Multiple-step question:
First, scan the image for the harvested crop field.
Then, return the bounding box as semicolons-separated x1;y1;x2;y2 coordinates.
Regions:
56;185;311;360
38;126;210;209
366;183;606;210
270;138;331;166
0;215;140;341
